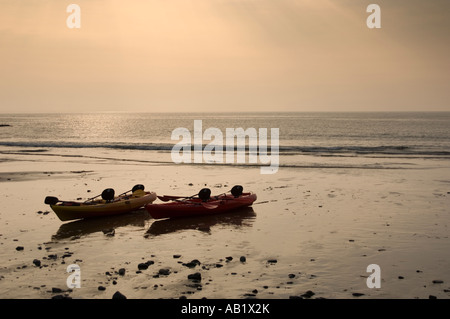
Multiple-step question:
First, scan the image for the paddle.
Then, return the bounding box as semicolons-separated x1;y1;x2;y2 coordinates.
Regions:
157;194;197;202
44;196;60;205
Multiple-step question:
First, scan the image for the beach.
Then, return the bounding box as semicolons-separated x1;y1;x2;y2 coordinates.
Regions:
1;146;449;299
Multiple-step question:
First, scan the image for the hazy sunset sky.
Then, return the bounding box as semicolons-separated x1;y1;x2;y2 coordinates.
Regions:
1;0;449;113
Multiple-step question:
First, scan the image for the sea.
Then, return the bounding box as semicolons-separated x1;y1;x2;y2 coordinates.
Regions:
1;112;449;170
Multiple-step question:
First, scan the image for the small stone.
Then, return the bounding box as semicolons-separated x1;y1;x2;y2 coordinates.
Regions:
429;295;437;299
301;290;315;298
432;280;444;284
159;268;171;276
352;293;365;297
112;291;127;299
188;273;202;281
52;287;63;293
398;276;404;279
173;254;182;259
288;274;296;279
118;268;126;276
138;263;149;270
225;256;233;261
267;259;277;264
183;259;201;268
98;286;106;291
15;246;24;251
33;259;41;267
240;256;246;263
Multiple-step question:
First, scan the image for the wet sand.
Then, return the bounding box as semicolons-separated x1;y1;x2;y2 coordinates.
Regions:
0;152;450;299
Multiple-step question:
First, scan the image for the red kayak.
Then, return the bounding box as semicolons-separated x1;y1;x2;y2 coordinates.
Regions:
146;192;257;220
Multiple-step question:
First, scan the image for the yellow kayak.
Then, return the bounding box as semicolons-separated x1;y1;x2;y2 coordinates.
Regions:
45;185;157;222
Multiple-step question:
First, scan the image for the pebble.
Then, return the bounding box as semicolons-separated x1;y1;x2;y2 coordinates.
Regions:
118;268;126;276
33;259;41;267
432;280;444;284
352;293;365;297
15;246;24;251
267;259;277;264
159;268;171;276
188;273;202;281
138;261;154;270
301;290;315;298
112;291;127;299
98;286;106;291
183;259;201;268
240;256;246;263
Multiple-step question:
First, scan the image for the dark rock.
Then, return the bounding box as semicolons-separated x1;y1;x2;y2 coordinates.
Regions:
33;259;41;267
352;293;365;297
118;268;126;276
173;254;182;259
301;290;315;298
240;256;246;263
398;276;404;279
215;264;223;268
288;274;296;279
267;259;277;264
188;272;202;281
429;295;437;299
225;256;233;261
98;286;106;291
183;259;201;268
15;246;24;251
432;280;444;284
52;287;63;293
138;263;149;270
159;268;171;276
112;291;127;299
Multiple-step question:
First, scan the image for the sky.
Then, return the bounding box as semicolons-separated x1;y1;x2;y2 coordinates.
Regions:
0;0;449;113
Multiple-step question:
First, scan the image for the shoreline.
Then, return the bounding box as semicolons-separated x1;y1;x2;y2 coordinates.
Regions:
1;150;450;299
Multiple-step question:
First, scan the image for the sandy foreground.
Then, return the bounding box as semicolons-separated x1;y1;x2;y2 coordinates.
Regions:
0;151;449;299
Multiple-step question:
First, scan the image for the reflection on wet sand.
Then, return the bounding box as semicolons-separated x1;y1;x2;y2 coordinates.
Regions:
52;209;151;240
145;207;256;237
